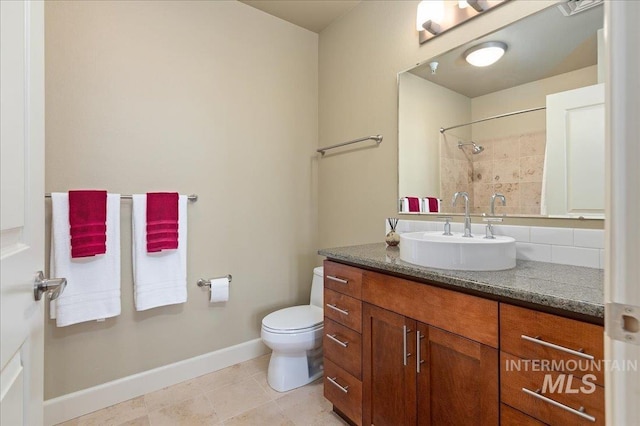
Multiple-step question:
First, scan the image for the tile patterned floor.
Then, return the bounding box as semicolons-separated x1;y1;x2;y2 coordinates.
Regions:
56;354;348;426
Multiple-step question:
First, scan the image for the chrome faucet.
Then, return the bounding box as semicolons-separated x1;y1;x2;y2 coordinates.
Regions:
490;193;506;216
452;191;472;237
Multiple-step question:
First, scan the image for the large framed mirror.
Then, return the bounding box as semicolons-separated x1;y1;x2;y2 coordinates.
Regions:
398;1;604;218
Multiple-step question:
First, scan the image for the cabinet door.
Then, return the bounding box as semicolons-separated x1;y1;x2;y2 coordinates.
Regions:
416;325;499;426
363;303;416;426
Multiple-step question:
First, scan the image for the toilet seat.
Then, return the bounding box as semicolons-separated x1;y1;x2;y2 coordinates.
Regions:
262;305;323;334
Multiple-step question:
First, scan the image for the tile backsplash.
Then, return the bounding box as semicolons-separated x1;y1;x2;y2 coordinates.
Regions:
387;219;604;269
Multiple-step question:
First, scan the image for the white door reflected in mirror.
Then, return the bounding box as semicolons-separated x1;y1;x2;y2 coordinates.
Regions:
543;84;605;218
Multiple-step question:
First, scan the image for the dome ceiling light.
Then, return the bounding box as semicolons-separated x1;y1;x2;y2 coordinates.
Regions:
463;41;508;67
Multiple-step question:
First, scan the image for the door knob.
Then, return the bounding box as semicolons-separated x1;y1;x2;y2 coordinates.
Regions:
33;271;67;301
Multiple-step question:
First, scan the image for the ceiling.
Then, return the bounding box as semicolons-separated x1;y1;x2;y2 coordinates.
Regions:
239;0;360;33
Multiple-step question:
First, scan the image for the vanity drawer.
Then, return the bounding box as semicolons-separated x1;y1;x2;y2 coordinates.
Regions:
324;358;362;426
501;404;547;426
324;318;362;379
501;352;604;425
324;288;362;333
362;270;498;347
500;304;604;385
324;261;362;299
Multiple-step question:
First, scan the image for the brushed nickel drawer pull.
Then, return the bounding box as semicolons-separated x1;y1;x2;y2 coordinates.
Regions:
327;376;349;393
327;275;349;284
326;303;349;316
327;333;349;348
522;387;596;422
521;334;595;360
417;332;424;373
403;326;413;366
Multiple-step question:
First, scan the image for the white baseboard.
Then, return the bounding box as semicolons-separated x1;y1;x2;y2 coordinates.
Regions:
44;338;269;425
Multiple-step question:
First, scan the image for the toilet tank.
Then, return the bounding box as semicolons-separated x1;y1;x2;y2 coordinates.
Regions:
310;266;324;308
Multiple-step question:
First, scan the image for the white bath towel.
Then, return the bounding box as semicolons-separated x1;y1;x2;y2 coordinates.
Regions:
132;194;187;310
401;198;420;213
422;197;441;213
50;193;121;327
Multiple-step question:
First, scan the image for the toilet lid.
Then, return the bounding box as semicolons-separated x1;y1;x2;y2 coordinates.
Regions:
262;305;323;332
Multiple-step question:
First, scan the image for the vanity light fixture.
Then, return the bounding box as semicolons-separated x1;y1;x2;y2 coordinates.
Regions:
416;0;444;36
418;0;507;45
463;41;507;67
466;0;489;13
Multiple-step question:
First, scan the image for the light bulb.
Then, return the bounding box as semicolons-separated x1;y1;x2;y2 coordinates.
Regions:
416;1;445;31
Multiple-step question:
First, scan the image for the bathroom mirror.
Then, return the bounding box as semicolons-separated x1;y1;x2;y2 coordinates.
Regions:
398;2;604;218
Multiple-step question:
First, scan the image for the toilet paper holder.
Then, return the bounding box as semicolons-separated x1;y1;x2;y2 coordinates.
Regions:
197;274;232;288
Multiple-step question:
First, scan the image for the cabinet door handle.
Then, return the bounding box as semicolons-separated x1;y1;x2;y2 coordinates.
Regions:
326;303;349;316
521;334;594;360
416;332;425;373
327;376;349;393
522;387;596;422
326;333;349;348
402;326;413;366
326;275;348;284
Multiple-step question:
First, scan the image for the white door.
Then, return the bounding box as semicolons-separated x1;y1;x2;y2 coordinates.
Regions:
1;1;46;424
605;1;640;424
545;83;605;218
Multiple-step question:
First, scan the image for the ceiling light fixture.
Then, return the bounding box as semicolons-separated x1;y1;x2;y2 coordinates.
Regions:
463;41;507;67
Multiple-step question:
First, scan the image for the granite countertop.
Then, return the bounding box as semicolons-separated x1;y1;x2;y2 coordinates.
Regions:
318;243;604;319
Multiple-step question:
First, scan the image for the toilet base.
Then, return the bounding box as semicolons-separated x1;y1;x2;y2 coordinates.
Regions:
267;346;323;392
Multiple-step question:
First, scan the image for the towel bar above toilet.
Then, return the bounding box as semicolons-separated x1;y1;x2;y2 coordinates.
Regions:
197;274;232;288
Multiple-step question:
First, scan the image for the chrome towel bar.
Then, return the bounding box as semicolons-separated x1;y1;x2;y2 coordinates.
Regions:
317;135;383;155
197;274;232;288
45;193;198;201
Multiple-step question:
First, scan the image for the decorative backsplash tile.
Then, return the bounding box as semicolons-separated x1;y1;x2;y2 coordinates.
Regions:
388;219;604;269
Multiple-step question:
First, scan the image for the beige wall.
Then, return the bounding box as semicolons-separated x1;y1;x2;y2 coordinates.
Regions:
44;1;318;399
318;0;602;250
398;72;470;200
471;65;598;139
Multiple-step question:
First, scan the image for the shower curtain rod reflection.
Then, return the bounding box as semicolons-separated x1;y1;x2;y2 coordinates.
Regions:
440;106;546;134
45;193;199;201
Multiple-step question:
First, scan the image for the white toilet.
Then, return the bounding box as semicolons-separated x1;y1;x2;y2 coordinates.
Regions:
261;266;324;392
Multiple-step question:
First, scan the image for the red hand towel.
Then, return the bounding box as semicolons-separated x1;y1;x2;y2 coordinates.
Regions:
406;197;420;212
68;190;107;258
146;192;179;252
427;197;439;213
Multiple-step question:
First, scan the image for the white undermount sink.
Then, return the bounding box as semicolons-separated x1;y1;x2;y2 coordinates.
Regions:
399;231;516;271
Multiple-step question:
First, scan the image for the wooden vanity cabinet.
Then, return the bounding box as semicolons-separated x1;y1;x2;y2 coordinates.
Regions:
500;304;605;425
361;270;499;426
322;261;364;425
322;261;604;426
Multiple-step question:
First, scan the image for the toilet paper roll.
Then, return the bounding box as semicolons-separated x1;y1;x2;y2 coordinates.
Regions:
209;277;229;303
